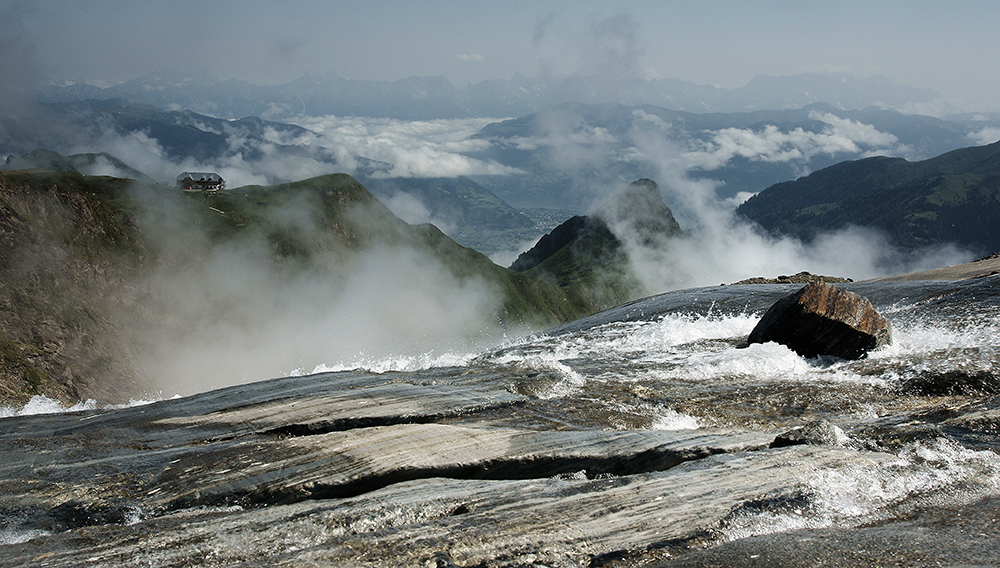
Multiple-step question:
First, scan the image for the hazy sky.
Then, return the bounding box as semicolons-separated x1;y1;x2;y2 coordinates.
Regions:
4;0;1000;110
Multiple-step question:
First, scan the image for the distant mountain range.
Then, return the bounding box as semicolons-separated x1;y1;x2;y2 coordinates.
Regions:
737;140;1000;255
36;70;958;121
2;148;157;184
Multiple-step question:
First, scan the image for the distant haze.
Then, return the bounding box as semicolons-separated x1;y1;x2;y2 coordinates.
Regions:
4;0;1000;112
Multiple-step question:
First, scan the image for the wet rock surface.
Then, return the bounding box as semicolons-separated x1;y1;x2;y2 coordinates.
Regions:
649;496;1000;568
2;277;999;567
769;419;847;448
747;281;892;359
0;374;893;567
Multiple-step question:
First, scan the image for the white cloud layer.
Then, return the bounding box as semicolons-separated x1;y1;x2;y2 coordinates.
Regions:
681;111;909;171
968;126;1000;146
68;115;522;187
289;115;522;178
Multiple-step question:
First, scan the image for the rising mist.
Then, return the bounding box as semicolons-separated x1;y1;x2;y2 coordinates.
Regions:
120;179;508;398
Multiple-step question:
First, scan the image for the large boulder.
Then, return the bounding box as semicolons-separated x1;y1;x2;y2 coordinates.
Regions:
747;281;892;359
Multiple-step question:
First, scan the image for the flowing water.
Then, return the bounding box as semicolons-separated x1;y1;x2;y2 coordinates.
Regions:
315;279;1000;551
2;278;999;565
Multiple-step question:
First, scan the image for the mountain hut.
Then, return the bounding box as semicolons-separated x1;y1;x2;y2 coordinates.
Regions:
176;171;225;192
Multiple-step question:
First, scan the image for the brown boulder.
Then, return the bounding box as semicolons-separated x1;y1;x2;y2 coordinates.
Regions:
746;281;891;360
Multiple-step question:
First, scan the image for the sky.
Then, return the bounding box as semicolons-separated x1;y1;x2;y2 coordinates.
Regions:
4;0;1000;111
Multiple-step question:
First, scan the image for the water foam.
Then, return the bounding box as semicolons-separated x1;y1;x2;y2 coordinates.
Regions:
0;395;97;418
561;312;760;359
624;312;759;351
0;527;51;546
718;437;1000;542
491;353;587;399
301;350;480;375
864;314;1000;387
650;406;703;430
0;395;160;419
295;332;533;376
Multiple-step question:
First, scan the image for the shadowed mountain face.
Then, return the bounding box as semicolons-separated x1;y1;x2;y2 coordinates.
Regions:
511;179;684;305
737;139;1000;254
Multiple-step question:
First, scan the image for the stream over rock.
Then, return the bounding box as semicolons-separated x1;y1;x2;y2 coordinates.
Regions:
2;277;999;567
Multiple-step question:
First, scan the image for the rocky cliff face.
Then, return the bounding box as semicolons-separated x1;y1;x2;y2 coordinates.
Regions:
0;171;150;404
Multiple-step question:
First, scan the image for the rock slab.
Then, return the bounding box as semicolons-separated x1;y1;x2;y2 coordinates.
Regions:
747;281;891;359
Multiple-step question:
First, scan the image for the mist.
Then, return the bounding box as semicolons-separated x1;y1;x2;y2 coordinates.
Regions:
491;104;975;292
289;115;520;178
608;126;973;291
123;182;505;398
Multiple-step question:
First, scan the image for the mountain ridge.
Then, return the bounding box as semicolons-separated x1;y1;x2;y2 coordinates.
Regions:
36;71;949;120
737;139;1000;253
0;170;615;405
511;178;684;302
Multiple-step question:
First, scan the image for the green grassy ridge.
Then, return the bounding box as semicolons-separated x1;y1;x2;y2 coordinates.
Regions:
0;170;609;404
737;140;1000;253
187;174;605;323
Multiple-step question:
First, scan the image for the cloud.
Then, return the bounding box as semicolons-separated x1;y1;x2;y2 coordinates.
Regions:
528;12;646;81
968;126;1000;146
291;115;522;178
61;110;528;189
583;13;643;79
680;111;908;171
380;191;457;235
458;53;485;63
532;12;557;47
0;2;38;111
613;128;974;290
74;126;321;187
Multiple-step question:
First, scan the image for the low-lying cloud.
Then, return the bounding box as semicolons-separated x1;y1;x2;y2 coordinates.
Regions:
681;111;910;171
74;126;329;188
63;114;521;188
968;126;1000;146
290;115;522;178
